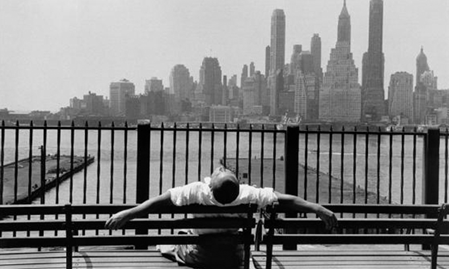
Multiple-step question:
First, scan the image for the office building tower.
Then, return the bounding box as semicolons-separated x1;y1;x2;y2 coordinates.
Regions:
199;57;222;106
249;62;255;77
270;9;286;73
414;47;431;124
170;64;193;101
145;77;164;94
319;1;361;122
265;46;271;78
290;45;302;76
362;0;385;121
311;34;323;81
295;72;318;120
242;71;266;115
241;64;249;88
269;9;286;116
109;79;135;116
388;72;413;120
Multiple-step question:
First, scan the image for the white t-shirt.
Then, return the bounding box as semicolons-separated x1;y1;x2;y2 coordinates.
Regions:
169;180;278;209
168;179;278;234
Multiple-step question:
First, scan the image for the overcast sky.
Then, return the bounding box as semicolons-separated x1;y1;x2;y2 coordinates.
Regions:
0;0;448;112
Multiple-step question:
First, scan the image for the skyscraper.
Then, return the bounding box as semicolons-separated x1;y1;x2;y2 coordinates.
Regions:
319;1;361;122
310;34;322;81
241;64;248;88
265;46;271;78
270;9;286;74
199;57;222;106
170;64;193;101
414;47;430;124
290;45;302;76
249;62;255;77
109;79;135;116
269;9;286;116
388;72;413;120
362;0;385;121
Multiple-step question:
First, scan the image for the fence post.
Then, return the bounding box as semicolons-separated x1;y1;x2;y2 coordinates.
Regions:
283;125;300;250
136;123;151;203
136;122;151;249
422;127;440;205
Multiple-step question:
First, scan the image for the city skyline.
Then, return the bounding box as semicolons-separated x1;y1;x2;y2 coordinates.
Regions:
0;0;448;112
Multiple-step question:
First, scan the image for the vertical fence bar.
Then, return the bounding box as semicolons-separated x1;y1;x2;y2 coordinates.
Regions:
260;125;265;188
27;121;33;204
69;121;75;204
236;124;240;178
328;126;333;203
223;124;228;168
248;125;253;185
210;124;215;174
159;123;164;198
198;123;202;182
352;126;357;204
284;125;299;251
304;126;309;200
14;121;19;203
340;126;345;205
56;121;61;204
412;127;417;204
364;128;369;204
376;127;381;204
172;123;177;189
185;123;189;186
123;122;128;204
83;122;89;204
316;126;321;203
110;122;115;204
400;129;405;204
271;128;276;190
0;121;4;205
423;127;440;205
42;121;48;204
96;122;102;205
445;128;448;203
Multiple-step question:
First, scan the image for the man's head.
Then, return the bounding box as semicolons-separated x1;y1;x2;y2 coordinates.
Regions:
209;166;240;204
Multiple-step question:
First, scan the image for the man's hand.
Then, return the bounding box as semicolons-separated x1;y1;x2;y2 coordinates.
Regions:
105;210;131;230
316;206;338;230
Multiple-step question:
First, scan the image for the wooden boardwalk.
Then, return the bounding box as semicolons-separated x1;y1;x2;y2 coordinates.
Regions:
2;247;449;268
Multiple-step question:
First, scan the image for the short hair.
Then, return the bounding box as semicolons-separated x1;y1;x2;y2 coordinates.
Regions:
210;171;240;204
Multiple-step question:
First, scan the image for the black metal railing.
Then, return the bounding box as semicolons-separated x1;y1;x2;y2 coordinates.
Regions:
0;121;447;207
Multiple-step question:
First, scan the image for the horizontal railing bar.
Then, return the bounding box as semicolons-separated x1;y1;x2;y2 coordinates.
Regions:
0;205;66;215
73;218;255;230
266;234;444;245
0;125;135;131
0;220;65;231
73;234;253;246
268;204;441;214
0;238;68;248
265;218;443;229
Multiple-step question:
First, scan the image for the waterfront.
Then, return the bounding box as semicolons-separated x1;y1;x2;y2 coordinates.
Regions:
0;128;446;205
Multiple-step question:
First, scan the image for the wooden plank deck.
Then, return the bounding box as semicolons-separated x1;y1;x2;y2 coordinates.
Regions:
3;247;449;268
252;248;449;269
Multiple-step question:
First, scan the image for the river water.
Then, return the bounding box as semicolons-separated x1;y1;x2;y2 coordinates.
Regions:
1;128;447;205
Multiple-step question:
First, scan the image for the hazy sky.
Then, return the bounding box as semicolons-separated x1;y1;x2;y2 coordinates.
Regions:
0;0;448;112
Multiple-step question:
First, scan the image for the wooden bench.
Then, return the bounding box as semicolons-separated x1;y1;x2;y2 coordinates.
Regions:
0;203;257;269
256;204;449;269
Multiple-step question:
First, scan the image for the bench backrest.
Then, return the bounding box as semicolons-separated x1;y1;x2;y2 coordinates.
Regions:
0;203;258;269
262;203;449;269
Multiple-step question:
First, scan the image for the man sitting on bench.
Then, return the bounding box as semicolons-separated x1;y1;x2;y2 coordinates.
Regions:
105;166;337;268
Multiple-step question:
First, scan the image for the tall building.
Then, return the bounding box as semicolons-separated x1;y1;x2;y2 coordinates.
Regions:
199;57;222;106
109;79;135;116
388;72;413;120
241;64;248;88
310;34;322;81
269;9;286;116
289;45;302;76
362;0;385;121
319;1;361;122
270;9;286;74
169;64;193;101
414;47;431;124
242;71;266;115
249;62;255;77
265;46;271;78
145;77;163;94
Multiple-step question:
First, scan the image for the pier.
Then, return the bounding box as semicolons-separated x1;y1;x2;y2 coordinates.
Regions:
0;154;94;204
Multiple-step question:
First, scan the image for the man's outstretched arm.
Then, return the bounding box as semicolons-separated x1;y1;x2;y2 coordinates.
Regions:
105;191;174;230
274;191;337;230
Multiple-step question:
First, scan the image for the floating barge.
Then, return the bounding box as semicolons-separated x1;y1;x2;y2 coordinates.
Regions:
0;155;94;204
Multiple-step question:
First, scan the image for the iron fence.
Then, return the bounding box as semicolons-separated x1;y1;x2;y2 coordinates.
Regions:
0;121;447;206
